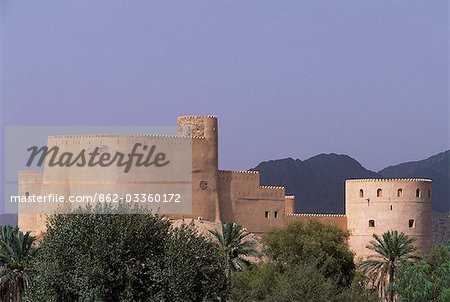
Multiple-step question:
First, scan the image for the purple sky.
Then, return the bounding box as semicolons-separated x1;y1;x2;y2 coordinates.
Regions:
1;0;449;172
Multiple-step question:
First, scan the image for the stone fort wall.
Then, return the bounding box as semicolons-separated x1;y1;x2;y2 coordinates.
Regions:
18;171;45;235
346;179;432;259
285;213;348;232
17;115;433;259
218;170;287;233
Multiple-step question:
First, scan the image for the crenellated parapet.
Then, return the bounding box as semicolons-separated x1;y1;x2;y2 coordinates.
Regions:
218;170;285;200
18;170;43;184
346;178;432;259
46;134;202;148
286;213;346;217
284;195;296;214
346;178;432;183
49;134;205;140
219;170;259;174
177;115;218;139
285;213;348;231
17;114;433;259
259;185;284;190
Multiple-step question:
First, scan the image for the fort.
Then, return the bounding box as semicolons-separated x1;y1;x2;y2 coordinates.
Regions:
17;115;432;259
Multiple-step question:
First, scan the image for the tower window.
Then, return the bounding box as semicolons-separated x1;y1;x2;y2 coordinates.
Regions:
274;211;278;218
416;189;421;198
397;189;403;197
377;189;382;197
390;205;393;211
359;189;364;198
264;211;269;218
408;219;415;228
428;189;431;198
369;220;375;228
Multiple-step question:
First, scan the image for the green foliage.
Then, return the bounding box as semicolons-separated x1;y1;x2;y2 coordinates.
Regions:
395;243;450;302
210;222;257;276
359;230;419;301
229;263;278;301
26;203;228;302
228;220;380;302
0;225;37;302
263;220;355;287
230;263;379;302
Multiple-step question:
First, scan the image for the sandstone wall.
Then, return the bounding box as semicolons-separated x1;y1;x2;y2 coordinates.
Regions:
218;170;286;234
18;115;222;233
346;179;432;259
18;171;46;235
177;115;220;222
284;196;295;214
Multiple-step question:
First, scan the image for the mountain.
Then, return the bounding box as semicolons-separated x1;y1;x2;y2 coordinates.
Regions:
379;151;449;212
253;151;450;214
253;153;379;214
433;211;450;245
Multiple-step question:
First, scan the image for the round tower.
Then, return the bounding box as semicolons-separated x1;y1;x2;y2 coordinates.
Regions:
177;115;220;222
346;179;432;259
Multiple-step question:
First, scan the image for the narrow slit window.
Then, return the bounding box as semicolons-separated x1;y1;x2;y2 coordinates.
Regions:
264;211;269;218
377;189;382;197
408;219;415;228
416;189;421;198
390;205;393;211
359;189;364;198
397;189;403;197
369;220;375;228
428;189;431;198
274;211;278;218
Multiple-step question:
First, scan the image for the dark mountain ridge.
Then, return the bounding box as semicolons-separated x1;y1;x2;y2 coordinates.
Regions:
379;151;449;212
253;151;449;213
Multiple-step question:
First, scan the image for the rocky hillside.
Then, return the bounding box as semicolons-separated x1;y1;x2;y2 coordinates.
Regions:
379;151;449;212
253;154;379;214
433;212;450;245
253;151;449;214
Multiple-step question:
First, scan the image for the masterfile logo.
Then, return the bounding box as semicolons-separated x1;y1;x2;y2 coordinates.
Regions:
26;143;170;173
4;126;193;215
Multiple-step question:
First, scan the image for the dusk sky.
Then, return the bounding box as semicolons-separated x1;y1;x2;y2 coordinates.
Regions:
1;0;448;172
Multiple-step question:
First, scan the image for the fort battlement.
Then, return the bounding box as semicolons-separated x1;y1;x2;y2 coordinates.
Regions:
346;178;432;183
286;213;348;231
48;134;205;145
18;170;43;184
48;134;205;140
177;115;218;140
177;115;218;119
19;170;43;174
259;185;284;190
219;170;259;174
346;178;432;258
17;114;432;259
286;213;346;217
218;170;260;187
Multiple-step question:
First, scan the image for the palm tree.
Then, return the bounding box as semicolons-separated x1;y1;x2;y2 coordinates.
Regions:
0;225;38;302
359;230;419;302
210;222;257;277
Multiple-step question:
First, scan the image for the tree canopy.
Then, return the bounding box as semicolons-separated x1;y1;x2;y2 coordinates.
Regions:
0;225;37;302
26;204;228;302
263;220;355;287
230;220;379;302
359;230;419;301
395;243;450;302
209;221;257;276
